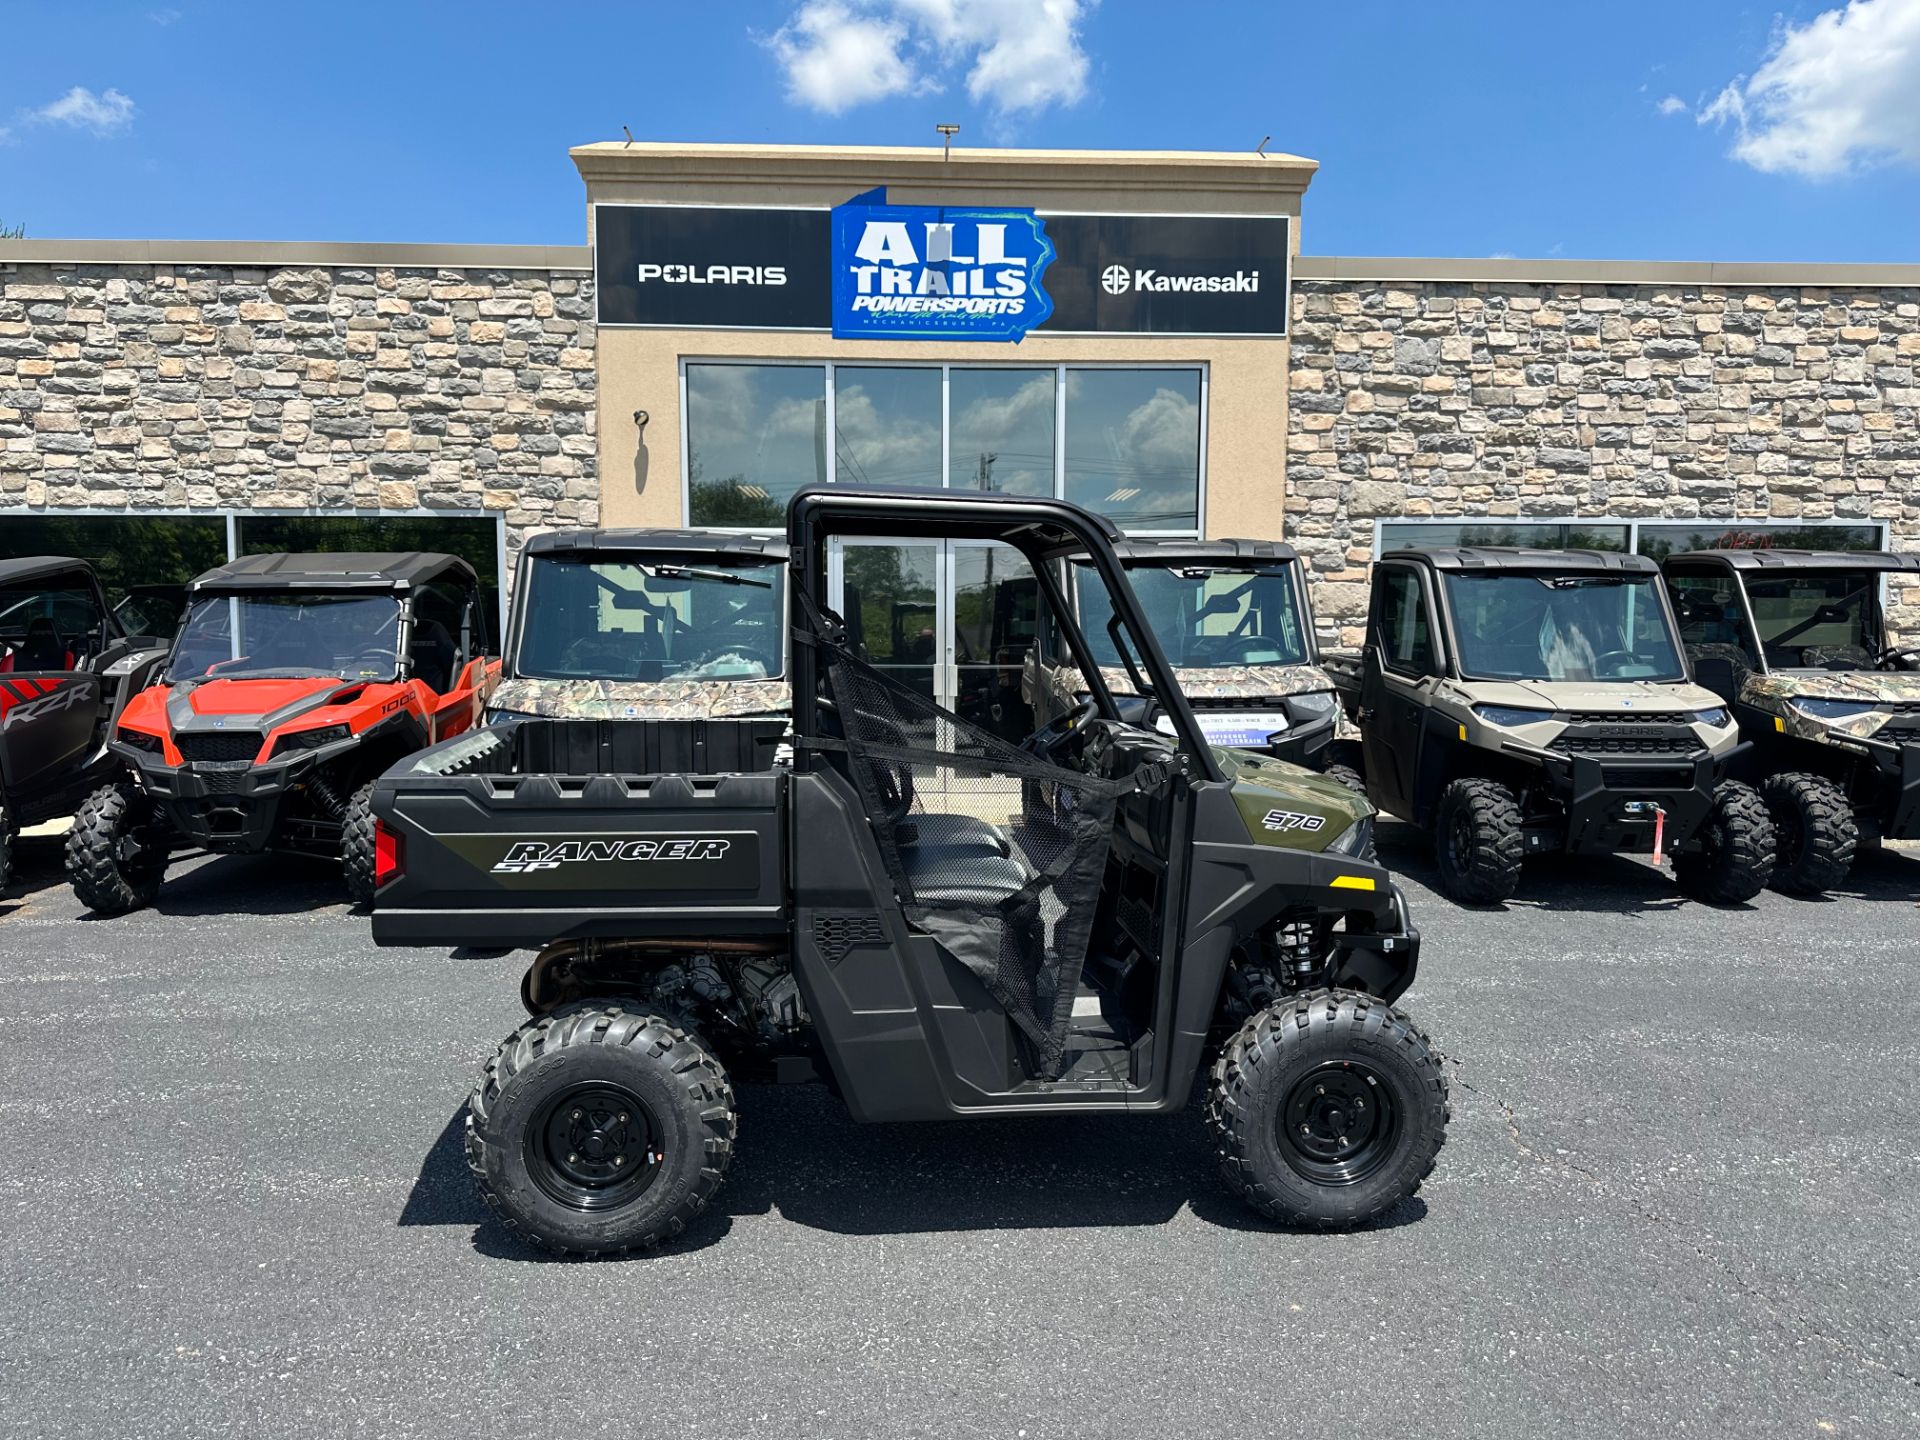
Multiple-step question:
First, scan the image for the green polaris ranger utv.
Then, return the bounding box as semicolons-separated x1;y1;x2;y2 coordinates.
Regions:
370;487;1448;1255
1661;548;1920;892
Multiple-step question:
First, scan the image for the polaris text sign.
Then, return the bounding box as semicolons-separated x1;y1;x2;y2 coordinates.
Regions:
595;203;1287;337
829;189;1055;342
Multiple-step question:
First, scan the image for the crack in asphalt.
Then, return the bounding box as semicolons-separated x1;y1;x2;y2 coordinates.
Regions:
1445;1053;1920;1402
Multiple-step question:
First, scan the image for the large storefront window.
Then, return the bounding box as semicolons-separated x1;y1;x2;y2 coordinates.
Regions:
1631;522;1884;561
235;514;504;635
0;515;228;637
833;366;941;487
684;363;827;528
684;362;1204;533
1065;369;1201;532
1378;522;1630;553
951;369;1055;497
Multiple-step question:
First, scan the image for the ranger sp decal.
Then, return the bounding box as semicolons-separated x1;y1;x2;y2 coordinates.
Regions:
492;837;734;873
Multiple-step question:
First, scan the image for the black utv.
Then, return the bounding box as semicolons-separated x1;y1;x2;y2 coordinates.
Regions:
370;487;1449;1255
0;557;169;894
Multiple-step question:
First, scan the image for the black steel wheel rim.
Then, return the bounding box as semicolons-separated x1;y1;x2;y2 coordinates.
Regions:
526;1083;663;1212
1278;1061;1400;1186
1775;803;1806;866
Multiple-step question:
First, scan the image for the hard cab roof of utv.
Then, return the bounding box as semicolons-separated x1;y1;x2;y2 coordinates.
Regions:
1663;548;1920;573
1383;545;1662;577
522;528;789;562
186;551;478;594
0;555;101;589
1111;537;1300;567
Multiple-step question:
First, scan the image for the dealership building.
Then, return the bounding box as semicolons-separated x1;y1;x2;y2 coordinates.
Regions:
2;140;1917;648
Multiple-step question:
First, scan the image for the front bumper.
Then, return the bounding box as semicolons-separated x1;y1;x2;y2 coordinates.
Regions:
1532;745;1739;855
1862;737;1920;839
116;738;353;854
1326;879;1421;1004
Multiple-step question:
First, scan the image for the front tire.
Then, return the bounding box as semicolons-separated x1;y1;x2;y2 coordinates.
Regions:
466;1004;736;1257
341;780;378;905
1433;777;1524;904
1761;772;1856;895
1673;780;1774;904
1207;989;1449;1228
66;783;170;916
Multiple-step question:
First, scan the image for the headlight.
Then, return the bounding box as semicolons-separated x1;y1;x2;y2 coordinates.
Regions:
1288;691;1339;720
117;728;164;756
1691;706;1732;728
1790;698;1876;722
1327;815;1375;858
272;724;351;757
1471;704;1556;728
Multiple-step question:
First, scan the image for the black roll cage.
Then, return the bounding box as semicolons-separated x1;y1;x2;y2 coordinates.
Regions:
786;486;1223;784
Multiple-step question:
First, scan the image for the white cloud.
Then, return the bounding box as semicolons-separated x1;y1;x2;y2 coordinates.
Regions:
1699;0;1920;177
764;0;1093;118
766;3;917;114
31;86;137;137
148;8;183;24
1656;94;1688;116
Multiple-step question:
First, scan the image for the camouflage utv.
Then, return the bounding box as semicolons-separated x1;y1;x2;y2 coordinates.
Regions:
1661;548;1920;893
1030;539;1356;772
1324;547;1774;906
489;530;790;757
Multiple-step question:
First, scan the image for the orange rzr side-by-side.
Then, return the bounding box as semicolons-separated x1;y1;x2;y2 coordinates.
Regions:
67;551;499;915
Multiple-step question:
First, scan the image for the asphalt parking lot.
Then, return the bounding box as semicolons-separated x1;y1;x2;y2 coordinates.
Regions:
1;825;1916;1440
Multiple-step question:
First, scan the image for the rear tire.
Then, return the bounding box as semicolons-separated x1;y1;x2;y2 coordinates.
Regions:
1207;988;1449;1228
66;783;169;916
1433;777;1524;904
1761;772;1856;895
341;780;377;905
1673;780;1774;904
466;1004;736;1257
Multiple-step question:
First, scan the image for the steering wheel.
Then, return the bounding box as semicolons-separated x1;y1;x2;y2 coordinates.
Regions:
683;646;778;676
1207;634;1286;664
1591;649;1638;678
1022;696;1099;762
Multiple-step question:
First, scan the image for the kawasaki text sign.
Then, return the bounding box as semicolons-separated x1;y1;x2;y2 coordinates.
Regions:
830;189;1055;342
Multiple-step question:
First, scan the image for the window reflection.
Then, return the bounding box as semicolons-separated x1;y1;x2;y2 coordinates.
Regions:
834;367;941;488
686;363;827;527
1064;369;1201;530
950;369;1054;497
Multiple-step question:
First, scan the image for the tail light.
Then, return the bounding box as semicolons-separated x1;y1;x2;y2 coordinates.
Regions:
374;819;404;888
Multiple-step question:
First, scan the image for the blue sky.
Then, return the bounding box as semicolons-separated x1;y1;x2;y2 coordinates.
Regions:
2;0;1917;260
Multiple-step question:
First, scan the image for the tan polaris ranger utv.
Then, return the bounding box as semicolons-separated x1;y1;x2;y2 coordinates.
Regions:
1325;546;1774;905
1048;539;1355;771
1661;548;1920;893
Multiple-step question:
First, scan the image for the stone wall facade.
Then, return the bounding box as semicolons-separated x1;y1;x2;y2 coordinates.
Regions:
1287;279;1920;642
0;259;596;563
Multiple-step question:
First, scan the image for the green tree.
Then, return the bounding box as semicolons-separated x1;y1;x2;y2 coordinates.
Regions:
0;219;24;240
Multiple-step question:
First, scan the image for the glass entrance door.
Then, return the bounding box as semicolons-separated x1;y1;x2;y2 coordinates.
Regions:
830;540;1042;744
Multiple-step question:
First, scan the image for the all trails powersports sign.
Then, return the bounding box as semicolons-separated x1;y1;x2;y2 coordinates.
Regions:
595;194;1288;338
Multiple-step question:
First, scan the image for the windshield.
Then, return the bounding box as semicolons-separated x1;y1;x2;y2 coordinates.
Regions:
1443;573;1686;682
1745;571;1882;670
516;555;785;682
169;592;403;680
1077;564;1310;678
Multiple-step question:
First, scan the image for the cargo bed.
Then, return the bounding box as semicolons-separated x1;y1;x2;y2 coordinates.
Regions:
369;717;789;950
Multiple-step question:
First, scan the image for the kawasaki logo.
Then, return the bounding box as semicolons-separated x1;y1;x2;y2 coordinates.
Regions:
492;836;733;874
1105;269;1261;296
636;263;787;286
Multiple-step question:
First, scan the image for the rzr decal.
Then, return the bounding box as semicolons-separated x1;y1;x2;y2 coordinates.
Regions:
0;677;86;729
